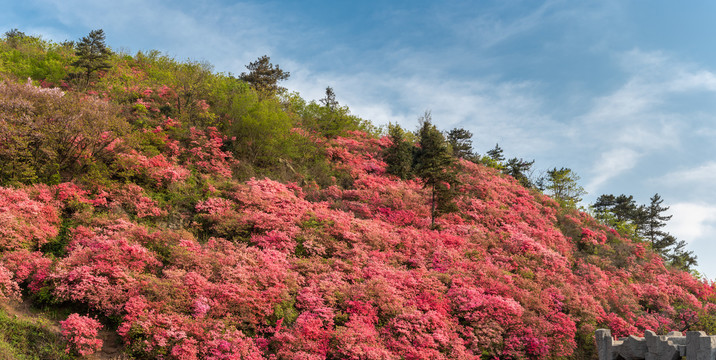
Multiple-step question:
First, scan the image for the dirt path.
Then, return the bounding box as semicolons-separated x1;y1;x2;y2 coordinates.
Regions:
2;299;128;359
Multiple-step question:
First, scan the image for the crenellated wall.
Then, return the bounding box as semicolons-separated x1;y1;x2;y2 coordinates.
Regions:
595;329;716;360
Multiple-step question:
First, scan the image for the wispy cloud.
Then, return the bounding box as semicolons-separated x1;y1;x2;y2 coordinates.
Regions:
287;64;562;159
457;0;562;49
585;148;641;192
661;162;716;184
668;203;716;243
25;0;284;73
578;49;716;192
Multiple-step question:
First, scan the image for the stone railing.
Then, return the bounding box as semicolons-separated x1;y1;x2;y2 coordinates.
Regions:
596;328;716;360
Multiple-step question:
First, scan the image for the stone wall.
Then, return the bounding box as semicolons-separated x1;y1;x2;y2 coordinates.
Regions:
596;328;716;360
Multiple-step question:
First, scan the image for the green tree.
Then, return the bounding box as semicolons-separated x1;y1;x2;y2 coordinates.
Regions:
637;193;696;270
71;29;112;86
668;239;697;271
320;86;339;111
544;167;586;208
486;143;505;162
290;87;371;138
504;157;535;188
239;55;289;99
592;194;643;237
170;60;215;126
0;32;74;84
226;95;293;168
446;128;478;162
479;143;506;170
641;193;671;247
593;194;643;223
383;123;414;180
4;29;26;49
593;192;697;270
413;111;457;227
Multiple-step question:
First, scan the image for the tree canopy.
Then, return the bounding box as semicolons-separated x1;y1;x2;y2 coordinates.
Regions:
71;29;112;86
239;55;290;98
544;167;586;208
413;112;458;226
591;193;697;270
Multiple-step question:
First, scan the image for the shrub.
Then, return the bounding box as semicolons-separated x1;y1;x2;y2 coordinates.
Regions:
60;313;103;356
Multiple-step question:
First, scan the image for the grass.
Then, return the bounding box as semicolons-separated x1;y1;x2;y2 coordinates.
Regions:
0;306;71;360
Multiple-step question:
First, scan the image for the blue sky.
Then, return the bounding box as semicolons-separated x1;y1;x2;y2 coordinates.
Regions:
5;0;716;277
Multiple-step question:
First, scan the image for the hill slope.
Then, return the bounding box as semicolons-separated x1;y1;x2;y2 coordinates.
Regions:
0;32;715;359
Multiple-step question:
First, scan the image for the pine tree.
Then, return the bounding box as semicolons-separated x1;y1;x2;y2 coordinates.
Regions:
544;167;586;208
504;157;535;188
320;86;339;111
413;112;457;227
383;123;414;180
641;193;672;249
446;128;478;161
486;143;505;162
239;55;290;98
72;29;112;86
592;194;643;237
668;239;697;271
4;28;26;49
592;192;697;270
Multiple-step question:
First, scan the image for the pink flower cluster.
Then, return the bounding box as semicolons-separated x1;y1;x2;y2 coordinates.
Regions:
60;313;104;356
0;186;60;250
0;130;714;359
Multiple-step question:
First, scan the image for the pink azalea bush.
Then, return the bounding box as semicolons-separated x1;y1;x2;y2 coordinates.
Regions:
1;121;715;359
60;313;103;356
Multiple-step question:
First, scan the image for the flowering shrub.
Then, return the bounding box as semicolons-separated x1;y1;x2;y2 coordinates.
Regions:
0;265;20;301
0;186;60;250
185;127;236;178
116;151;190;188
60;313;103;356
0;95;714;360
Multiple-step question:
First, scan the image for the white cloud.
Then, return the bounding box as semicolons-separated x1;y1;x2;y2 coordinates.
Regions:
26;0;281;73
577;49;716;190
661;162;716;185
458;0;561;49
288;67;563;159
667;203;716;243
586;148;641;192
665;202;716;279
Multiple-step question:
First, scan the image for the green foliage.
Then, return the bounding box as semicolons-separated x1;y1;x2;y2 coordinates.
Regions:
40;218;73;258
289;87;375;138
4;29;27;49
70;29;112;86
544;167;586;209
642;194;671;246
486;143;505;163
446;127;479;162
0;32;74;85
0;308;71;360
383;123;414;179
271;297;299;326
229;98;294;166
591;193;697;271
239;55;289;99
503;157;535;188
0;80;129;185
641;194;697;269
413;111;458;226
169;60;215;127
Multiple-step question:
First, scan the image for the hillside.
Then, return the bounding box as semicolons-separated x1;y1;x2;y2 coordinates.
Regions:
0;30;715;360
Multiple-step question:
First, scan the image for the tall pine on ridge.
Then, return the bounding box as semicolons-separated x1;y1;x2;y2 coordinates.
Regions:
71;29;111;86
413;111;457;227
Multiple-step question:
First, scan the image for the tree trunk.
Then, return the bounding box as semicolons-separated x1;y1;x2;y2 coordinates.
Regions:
431;184;436;228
